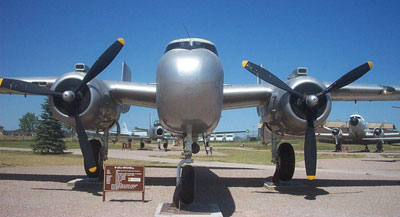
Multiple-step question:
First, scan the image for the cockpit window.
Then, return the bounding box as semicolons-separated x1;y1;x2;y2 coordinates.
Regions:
164;41;218;56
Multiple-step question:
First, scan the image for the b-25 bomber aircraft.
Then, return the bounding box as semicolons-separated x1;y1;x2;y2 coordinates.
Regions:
1;37;400;207
317;114;400;152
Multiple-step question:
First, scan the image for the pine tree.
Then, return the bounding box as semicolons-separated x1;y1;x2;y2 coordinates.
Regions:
32;98;66;154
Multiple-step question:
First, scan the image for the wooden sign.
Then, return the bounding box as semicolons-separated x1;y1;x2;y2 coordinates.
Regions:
103;165;145;201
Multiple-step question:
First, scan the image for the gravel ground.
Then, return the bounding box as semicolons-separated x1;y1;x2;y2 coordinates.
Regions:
1;149;400;217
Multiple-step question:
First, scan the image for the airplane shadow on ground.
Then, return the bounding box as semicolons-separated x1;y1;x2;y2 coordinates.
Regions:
254;177;400;200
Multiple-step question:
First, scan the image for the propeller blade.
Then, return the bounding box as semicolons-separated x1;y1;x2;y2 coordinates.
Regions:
0;78;61;97
319;62;373;96
74;108;97;173
304;108;317;180
242;61;304;98
74;38;125;93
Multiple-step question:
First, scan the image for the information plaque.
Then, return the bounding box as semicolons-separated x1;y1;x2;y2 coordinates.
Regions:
103;165;145;201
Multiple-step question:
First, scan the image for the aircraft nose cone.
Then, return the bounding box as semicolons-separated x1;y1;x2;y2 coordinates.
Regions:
349;117;359;126
332;128;340;136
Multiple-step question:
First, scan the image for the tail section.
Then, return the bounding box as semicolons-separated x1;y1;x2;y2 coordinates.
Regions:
121;61;131;114
121;122;130;134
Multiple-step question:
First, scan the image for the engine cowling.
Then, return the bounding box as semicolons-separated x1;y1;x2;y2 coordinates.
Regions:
155;126;164;137
373;128;384;137
261;76;332;135
49;72;121;131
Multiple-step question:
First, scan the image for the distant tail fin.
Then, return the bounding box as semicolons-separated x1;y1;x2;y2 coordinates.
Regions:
121;61;131;114
122;61;131;82
149;113;152;129
121;122;129;134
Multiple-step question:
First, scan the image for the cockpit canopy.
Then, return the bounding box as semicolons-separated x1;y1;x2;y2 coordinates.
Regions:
164;38;218;56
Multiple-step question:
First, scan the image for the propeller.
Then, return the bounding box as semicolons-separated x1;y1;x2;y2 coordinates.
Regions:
242;60;373;180
0;38;125;173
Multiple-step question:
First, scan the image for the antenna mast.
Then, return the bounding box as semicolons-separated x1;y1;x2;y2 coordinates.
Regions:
183;23;192;46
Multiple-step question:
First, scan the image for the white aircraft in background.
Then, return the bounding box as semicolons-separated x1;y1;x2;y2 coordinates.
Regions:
317;114;400;152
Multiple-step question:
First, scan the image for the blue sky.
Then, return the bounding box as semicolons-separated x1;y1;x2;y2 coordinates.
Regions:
1;0;399;133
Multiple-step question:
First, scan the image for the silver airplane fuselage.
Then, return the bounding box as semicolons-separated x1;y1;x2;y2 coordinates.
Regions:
156;47;224;137
348;114;368;139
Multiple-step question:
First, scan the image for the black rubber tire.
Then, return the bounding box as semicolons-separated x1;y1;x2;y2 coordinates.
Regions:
181;165;195;204
163;142;168;151
376;142;383;153
84;139;103;178
192;142;200;154
335;141;342;152
140;142;145;149
278;143;295;181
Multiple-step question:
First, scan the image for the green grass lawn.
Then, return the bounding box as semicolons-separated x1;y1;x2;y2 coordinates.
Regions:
0;140;150;150
0;150;173;168
211;140;400;152
151;148;364;165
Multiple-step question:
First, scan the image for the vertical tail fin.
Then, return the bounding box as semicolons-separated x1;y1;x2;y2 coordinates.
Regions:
122;61;132;82
121;122;129;134
121;61;131;114
149;113;152;129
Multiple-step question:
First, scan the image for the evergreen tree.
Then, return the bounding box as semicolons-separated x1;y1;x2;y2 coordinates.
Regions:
32;98;66;154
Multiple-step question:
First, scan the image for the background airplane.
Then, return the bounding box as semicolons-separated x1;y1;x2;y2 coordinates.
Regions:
1;37;400;207
132;116;177;150
317;114;400;152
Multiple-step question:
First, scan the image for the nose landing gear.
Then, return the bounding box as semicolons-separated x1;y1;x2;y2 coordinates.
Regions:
172;126;196;208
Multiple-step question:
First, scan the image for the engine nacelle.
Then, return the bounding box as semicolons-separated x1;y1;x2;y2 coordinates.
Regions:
373;128;384;137
331;128;343;139
260;76;332;135
155;126;164;137
49;72;121;131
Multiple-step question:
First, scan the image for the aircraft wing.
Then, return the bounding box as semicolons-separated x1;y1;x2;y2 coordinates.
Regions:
325;83;400;101
0;77;57;94
315;132;350;137
106;81;157;108
222;84;273;109
362;137;400;141
0;77;157;108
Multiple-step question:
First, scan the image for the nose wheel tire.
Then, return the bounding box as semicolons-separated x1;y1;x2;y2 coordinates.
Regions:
172;165;195;207
277;143;295;181
84;139;104;178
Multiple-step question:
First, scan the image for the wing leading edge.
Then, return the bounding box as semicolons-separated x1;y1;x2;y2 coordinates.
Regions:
326;83;400;101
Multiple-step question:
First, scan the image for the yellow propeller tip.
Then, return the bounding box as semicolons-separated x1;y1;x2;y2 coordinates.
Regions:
0;78;3;86
88;166;97;173
367;61;373;69
117;38;125;45
242;60;248;68
307;175;315;180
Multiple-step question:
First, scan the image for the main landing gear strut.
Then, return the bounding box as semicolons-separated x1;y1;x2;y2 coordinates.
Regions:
270;132;295;184
172;125;196;208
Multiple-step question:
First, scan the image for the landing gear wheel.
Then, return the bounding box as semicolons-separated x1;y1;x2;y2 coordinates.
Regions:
163;142;168;151
277;143;295;181
84;139;104;178
376;141;383;153
140;142;145;149
335;141;342;152
181;165;195;204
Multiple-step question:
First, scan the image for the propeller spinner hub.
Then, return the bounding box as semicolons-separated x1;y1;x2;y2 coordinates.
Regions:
305;95;318;108
62;90;75;103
